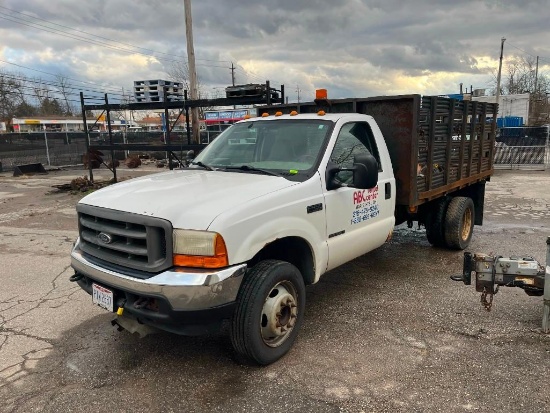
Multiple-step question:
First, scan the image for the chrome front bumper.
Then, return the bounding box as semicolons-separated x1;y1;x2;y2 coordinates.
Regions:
70;240;246;311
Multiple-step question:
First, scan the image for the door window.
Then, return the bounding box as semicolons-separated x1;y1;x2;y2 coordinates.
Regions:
329;122;381;184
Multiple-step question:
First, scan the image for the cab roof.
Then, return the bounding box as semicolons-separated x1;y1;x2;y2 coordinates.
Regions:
238;112;372;123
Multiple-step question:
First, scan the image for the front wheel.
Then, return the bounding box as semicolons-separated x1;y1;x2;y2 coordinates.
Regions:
444;196;475;250
230;260;306;365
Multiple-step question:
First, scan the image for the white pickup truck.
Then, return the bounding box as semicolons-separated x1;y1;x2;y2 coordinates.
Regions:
71;94;498;364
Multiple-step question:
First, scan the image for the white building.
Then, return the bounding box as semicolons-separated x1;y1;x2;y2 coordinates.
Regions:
471;93;530;124
12;116;137;133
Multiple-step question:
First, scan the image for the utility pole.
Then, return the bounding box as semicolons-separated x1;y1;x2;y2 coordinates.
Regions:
231;62;236;109
296;85;301;103
534;55;539;95
231;63;236;86
495;37;506;117
184;0;199;143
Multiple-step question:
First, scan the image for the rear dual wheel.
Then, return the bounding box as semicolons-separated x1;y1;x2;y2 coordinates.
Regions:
425;198;449;247
444;196;475;250
426;196;475;250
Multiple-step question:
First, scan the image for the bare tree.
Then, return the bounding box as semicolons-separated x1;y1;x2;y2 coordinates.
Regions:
490;56;549;95
0;70;23;127
500;56;549;95
165;61;214;119
30;77;51;107
166;61;191;92
489;56;550;126
111;88;136;127
55;75;75;116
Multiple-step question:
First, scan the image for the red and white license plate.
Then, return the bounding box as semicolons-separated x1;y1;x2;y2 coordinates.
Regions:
92;283;114;312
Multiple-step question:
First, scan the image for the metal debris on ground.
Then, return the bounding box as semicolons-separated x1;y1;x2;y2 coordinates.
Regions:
107;159;120;169
82;149;104;169
125;155;142;168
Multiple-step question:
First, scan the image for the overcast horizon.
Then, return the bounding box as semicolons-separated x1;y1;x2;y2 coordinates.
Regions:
1;0;549;103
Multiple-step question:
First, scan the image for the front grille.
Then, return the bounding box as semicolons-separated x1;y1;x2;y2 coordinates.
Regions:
77;204;172;273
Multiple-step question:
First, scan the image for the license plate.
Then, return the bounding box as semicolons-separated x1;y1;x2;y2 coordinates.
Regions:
92;283;114;312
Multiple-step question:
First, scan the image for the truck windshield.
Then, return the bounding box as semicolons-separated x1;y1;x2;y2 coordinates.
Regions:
192;119;333;179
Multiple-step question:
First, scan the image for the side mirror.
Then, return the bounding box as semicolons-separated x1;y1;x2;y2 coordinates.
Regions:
186;150;195;160
325;154;378;191
352;153;378;189
325;161;341;191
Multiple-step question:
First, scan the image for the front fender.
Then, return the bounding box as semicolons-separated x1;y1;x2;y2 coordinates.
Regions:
208;173;328;282
231;216;327;282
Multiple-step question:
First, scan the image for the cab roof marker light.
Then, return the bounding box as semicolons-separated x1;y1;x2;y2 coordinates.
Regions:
318;110;326;116
244;114;251;119
315;89;328;100
261;113;269;117
275;111;283;117
290;111;298;116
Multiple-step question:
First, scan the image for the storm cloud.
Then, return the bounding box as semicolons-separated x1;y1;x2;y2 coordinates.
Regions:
1;0;548;101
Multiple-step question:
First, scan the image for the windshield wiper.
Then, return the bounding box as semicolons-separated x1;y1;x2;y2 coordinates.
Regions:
225;165;282;177
191;161;215;171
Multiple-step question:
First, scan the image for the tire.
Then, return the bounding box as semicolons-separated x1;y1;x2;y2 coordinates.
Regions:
444;197;475;250
425;198;449;247
230;260;306;365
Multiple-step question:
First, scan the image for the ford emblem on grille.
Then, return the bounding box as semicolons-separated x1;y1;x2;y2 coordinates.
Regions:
97;232;113;244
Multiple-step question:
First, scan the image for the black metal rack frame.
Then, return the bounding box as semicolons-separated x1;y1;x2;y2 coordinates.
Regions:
80;81;284;182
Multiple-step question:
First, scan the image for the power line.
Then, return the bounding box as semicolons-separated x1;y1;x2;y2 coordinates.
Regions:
506;42;550;62
0;6;282;94
1;72;128;99
3;88;88;106
0;6;283;95
5;83;83;103
3;82;129;107
234;65;285;86
0;5;231;64
0;14;179;64
2;71;124;94
234;67;266;83
0;59;126;94
0;12;230;69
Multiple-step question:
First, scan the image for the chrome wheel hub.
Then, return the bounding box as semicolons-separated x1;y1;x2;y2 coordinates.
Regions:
260;282;298;347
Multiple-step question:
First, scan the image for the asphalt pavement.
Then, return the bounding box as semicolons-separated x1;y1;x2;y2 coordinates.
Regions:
0;167;549;413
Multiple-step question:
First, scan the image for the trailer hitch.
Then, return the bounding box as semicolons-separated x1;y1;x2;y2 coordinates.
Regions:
452;238;550;331
451;252;545;311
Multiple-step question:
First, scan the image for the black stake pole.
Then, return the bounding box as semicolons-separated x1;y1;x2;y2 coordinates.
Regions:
80;92;94;183
105;94;117;183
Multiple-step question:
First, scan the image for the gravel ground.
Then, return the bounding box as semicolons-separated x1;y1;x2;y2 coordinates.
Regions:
0;167;549;413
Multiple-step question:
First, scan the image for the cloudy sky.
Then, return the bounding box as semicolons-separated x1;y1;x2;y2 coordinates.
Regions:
1;0;549;104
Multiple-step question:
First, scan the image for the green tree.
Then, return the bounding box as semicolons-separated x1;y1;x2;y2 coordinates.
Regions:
40;97;64;116
14;101;38;117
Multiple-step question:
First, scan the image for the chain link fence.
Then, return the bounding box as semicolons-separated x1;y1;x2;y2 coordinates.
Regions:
0;132;88;171
0;131;221;172
1;127;548;172
493;126;550;170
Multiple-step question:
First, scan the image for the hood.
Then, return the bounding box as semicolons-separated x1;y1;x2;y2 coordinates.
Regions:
79;169;296;229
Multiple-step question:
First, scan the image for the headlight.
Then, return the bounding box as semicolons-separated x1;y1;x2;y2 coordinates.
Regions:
172;229;228;268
